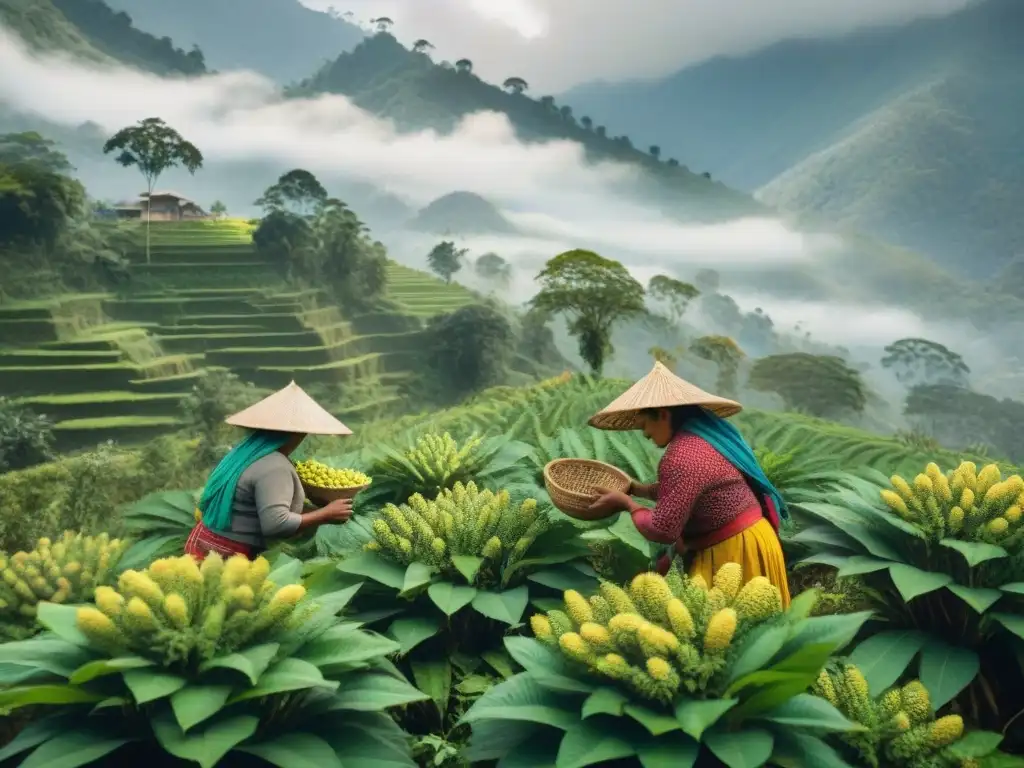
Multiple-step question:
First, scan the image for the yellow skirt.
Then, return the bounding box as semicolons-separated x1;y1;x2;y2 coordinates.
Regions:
687;518;791;608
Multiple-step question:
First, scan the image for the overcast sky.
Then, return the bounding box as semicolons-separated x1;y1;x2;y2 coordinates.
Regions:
301;0;974;91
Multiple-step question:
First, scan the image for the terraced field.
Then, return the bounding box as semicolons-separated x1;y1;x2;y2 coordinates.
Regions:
2;220;478;452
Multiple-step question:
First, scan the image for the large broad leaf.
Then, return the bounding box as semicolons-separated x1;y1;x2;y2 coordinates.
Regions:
427;582;477;616
464;720;552;763
1002;583;1024;596
122;490;196;533
298;626;399;669
151;709;259;768
69;656;154;685
267;556;304;587
674;698;737;740
237;733;344;768
0;714;79;762
940;539;1008;568
0;636;94;679
336;552;406;590
555;719;636;768
0;684;105;710
947;730;1006;759
634;731;701;768
796;501;906;561
770;730;851;768
887;564;952;602
624;705;681;736
122;669;187;704
171;685;233;732
504;636;595;694
918;639;980;709
35;603;91;647
528;567;601;594
401;562;434;595
947;584;1004;614
411;658;452;715
777;613;871;661
789;526;860;552
118;534;186;571
849;631;928;696
760;693;863;732
460;673;580;730
451;555;485;584
581;687;628;719
704;728;774;768
317;710;419;766
472;586;529;625
387;615;442;654
836;555;898;577
19;728;132;768
198;643;279;685
231;658;337;703
322;670;429;711
991;613;1024;641
727;626;790;685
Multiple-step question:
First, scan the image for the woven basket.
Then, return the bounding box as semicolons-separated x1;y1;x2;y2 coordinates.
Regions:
302;482;370;504
544;459;630;520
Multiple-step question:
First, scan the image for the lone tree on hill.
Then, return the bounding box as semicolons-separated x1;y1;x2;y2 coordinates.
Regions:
649;145;661;159
371;16;393;32
647;274;700;326
102;117;202;264
427;302;514;400
503;77;529;94
748;352;867;419
690;335;744;397
580;116;593;130
427;240;467;283
455;58;473;74
881;337;970;389
255;169;328;216
529;249;645;376
412;39;433;54
648;345;682;372
209;200;227;218
475;252;512;287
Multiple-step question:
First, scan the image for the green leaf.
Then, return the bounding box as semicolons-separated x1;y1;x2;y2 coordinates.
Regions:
427;582;477;616
267;557;303;587
770;730;851;768
19;729;131;768
0;636;93;679
835;555;897;577
388;615;441;653
729;675;819;720
918;639;980;709
940;539;1007;567
625;704;681;736
460;674;579;730
887;564;952;601
482;649;515;679
472;586;529;625
35;603;91;646
1001;583;1024;596
298;626;399;669
947;584;1004;614
237;733;344;768
231;658;337;703
0;684;105;710
705;729;774;768
674;698;737;740
947;730;1004;758
504;636;595;693
727;625;790;684
151;709;259;768
336;552;406;589
401;562;434;595
451;555;485;584
582;687;628;719
0;714;75;762
785;589;819;621
69;656;153;685
411;658;452;715
635;731;700;768
122;669;187;704
761;693;863;732
772;641;843;676
528;568;600;594
199;643;279;685
992;613;1024;640
324;670;430;711
171;685;233;732
555;720;636;768
848;630;928;696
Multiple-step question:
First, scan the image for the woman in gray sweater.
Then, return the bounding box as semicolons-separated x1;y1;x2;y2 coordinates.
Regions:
185;381;357;561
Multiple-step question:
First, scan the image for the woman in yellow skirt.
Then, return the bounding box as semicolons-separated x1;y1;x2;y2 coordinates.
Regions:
586;362;791;606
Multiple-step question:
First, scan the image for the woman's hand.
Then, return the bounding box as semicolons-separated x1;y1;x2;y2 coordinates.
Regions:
322;498;353;522
588;487;633;517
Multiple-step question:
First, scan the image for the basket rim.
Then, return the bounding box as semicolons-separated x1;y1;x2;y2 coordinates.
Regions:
301;480;372;492
543;458;630;494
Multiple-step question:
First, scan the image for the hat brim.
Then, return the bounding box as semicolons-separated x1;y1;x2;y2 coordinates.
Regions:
224;380;353;436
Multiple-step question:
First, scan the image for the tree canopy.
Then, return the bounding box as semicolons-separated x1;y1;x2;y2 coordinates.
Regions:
905;384;1024;462
690;335;744;396
747;352;867;418
530;249;645;376
0;132;72;173
255;169;328;215
427;241;467;283
0;162;85;249
881;337;970;389
647;274;700;325
475;252;512;286
426;303;514;400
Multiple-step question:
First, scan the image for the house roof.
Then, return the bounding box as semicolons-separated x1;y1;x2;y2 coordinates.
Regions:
139;190;197;204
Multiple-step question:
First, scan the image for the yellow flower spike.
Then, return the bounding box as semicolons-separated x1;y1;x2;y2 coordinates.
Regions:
881;490;912;519
430;538;446;558
843;665;870;700
580;622;614;653
94;586;124;618
732;577;783;621
530;614;554;641
988;518;1009;535
118;571;164;608
711;563;743;601
221;555;252;590
646;656;674;682
564;590;594;627
947;506;965;533
638;623;680;656
932;473;953;503
1006;505;1021;523
703;608;738;652
927;715;964;748
229;585;256;612
666;598;695;640
925;463;943;481
163;594;190;629
913;474;933;497
271;584;306;607
891;475;915;503
706;586;729;613
76;606;120;645
880;688;903;717
892;712;911;731
976;465;1001;496
125;596;157;631
246;557;270;589
689;575;708;591
900;681;931;722
814;670;838;705
960;488;976;511
558;632;594;664
599;582;637;615
481;536;502;559
588;595;614;624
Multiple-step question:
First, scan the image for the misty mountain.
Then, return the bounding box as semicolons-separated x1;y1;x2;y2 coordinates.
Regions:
409;192;517;236
100;0;364;83
564;0;1024;276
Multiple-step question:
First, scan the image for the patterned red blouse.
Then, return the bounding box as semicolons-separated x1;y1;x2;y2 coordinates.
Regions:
631;431;763;549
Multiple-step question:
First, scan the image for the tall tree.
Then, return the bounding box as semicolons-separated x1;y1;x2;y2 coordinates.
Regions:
649;145;661;159
580;116;593;130
371;16;394;32
881;338;970;389
455;58;473;74
427;241;467;283
690;336;744;397
647;274;700;326
475;252;512;287
102;117;202;263
748;353;867;419
412;39;434;54
427;303;514;400
529;249;645;376
209;200;227;218
0;132;72;173
502;77;529;94
255;169;328;216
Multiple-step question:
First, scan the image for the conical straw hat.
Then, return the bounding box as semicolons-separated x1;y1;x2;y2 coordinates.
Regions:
588;362;742;431
225;381;352;436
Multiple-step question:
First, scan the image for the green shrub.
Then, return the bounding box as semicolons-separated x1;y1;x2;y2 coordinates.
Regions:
179;371;266;464
0;398;54;472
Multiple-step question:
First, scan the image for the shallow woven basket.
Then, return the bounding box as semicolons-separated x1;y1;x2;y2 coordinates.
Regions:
544;459;630;520
302;482;370;504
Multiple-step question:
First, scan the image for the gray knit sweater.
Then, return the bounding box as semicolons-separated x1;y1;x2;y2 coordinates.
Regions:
217;452;304;548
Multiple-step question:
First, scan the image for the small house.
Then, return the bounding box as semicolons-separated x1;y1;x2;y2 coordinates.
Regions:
112;191;207;221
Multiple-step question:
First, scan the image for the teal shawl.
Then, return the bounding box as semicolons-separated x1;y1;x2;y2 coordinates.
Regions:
683;408;789;526
199;430;290;532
